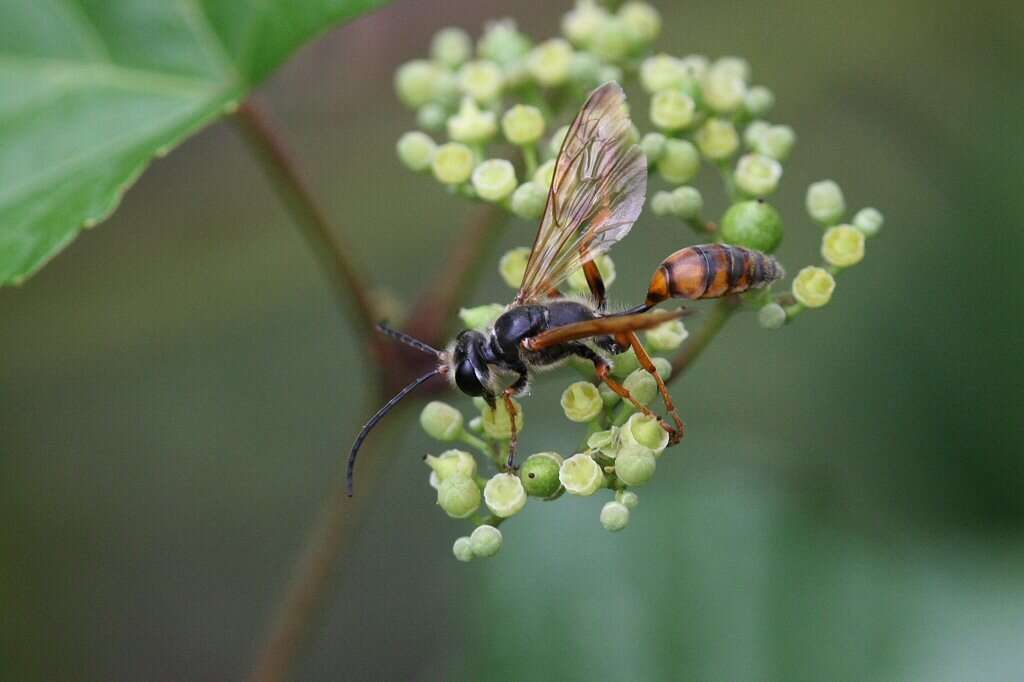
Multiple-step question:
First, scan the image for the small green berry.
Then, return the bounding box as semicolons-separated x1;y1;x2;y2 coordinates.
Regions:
644;319;688;352
420;401;464;441
416;103;448;131
396;131;436;172
720;200;783;253
395;59;443;108
480;397;524;440
696;118;740;161
600;500;630;531
458;303;505;331
510;181;548;220
478;19;532;65
520;452;563;497
615;489;639;509
458;60;504;103
437;474;481;518
448;97;497;144
562;0;610;46
567;254;615;292
501;104;546;146
669;186;703;220
806;180;846;225
792;266;836;308
853;207;884;237
618;1;661;45
484;473;527;517
821;224;865;267
472;159;518;202
431;27;472;68
744;85;775;116
610;348;640;379
499;246;531;288
657;139;700;185
431;142;475;185
650;90;696;132
559;453;605;496
614;446;656;486
622;369;657;406
734;153;783;197
639;132;667;162
561;381;604;423
754;125;795;161
424;449;477;481
453;536;474;562
534;158;556;190
639;53;686;93
470;524;503;557
758;302;787;329
621;413;669;455
528;38;574;87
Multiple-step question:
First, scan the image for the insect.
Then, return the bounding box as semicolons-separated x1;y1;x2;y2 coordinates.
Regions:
347;82;783;495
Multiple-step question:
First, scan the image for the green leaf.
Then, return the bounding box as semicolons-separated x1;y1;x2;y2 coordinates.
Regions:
0;0;390;286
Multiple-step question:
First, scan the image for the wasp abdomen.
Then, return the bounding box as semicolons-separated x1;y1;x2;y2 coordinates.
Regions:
645;244;784;306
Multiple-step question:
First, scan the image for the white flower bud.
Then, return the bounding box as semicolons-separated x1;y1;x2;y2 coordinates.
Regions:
696;118;739;161
679;54;710;80
853;207;884;237
703;63;747;114
478;19;532;65
395;60;443;108
528;38;574;87
618;1;661;45
754;124;796;161
510;181;548;220
448;97;497;144
734;153;783;197
416;103;447;131
640;132;667;162
714;56;751;81
437;474;481;518
623;369;658;406
758;302;787;329
589;16;632;62
569;50;603;88
396;131;436;172
458;60;504;103
458;303;505;331
650;90;696;131
806;180;846;224
657;139;700;185
669;186;703;220
744;85;774;116
639;54;686;93
431;27;472;68
821;224;866;267
420;401;464;440
502;104;546;146
620;413;669;455
560;381;604;422
567;254;615;292
452;536;474;562
744;120;770;149
616;489;639;509
472;159;517;202
562;0;610;46
431;142;475;185
559;453;605;496
644;319;688;352
425;449;477;481
498;246;531;288
650;190;675;216
600;500;630;531
792;266;836;308
470;524;503;557
484;473;527;517
614;445;656;486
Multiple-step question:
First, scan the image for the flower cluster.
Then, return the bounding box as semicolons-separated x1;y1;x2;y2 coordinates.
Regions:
394;1;886;559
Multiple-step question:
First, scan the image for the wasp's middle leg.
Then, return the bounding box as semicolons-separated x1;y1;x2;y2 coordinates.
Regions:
620;331;685;444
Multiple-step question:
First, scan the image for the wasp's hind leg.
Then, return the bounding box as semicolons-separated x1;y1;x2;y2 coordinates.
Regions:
619;332;685;444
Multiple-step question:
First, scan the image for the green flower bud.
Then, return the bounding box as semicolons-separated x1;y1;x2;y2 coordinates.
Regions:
499;246;531;288
416;103;448;131
528;38;574;87
753;124;795;161
453;536;474;562
501;104;546;146
792;266;836;308
758;302;787;329
395;59;443;108
534;158;556;190
396;131;436;172
431;27;472;68
567;254;615;292
650;90;696;132
611;348;640;379
484;473;527;517
618;1;661;45
644;319;688;352
623;369;657;406
657;139;700;185
853;207;884;237
744;120;770;149
520;452;563;497
569;51;603;88
600;500;630;531
458;60;504;103
472;159;517;202
621;413;669;454
478;19;532;65
560;381;604;422
670;186;703;219
734;153;783;197
437;474;481;518
639;132;667;162
470;524;503;557
431;142;475;185
420;401;464;440
590;17;632;62
696;118;740;161
714;56;751;81
614;445;657;486
650;191;675;216
587;427;620;457
562;0;610;46
679;54;710;80
702;64;747;114
651;357;672;381
459;303;505;331
510;181;548;220
720;200;783;253
616;489;639;508
559;453;605;496
639;54;686;93
424;449;477;480
549;125;570;156
744;85;775;116
599;383;621;408
806;180;846;225
821;224;866;267
480;398;524;440
448;97;497;144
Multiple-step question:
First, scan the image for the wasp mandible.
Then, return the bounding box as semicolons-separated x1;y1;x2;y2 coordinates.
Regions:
347;82;783;495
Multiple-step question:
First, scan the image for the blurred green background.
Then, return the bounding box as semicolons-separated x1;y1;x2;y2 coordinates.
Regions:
2;0;1022;680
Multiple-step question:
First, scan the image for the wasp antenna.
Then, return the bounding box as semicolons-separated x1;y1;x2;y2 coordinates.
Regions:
376;322;443;357
346;368;442;496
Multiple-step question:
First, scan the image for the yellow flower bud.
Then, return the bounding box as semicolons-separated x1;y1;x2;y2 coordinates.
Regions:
420;401;464;440
792;266;836;308
395;60;443;108
436;474;481;518
396;131;436;172
806;180;846;225
469;524;503;557
498;246;531;288
528;38;574;87
657;139;700;185
589;17;631;62
650;90;696;131
620;413;669;455
483;473;527;517
431;27;472;68
562;0;609;46
702;64;747;114
614;445;656;486
472;159;517;202
734;153;783;197
821;225;865;267
501;104;546;145
559;453;605;496
696;118;739;161
600;500;630;531
424;449;477;480
447;97;497;144
644;319;688;352
431;142;475;185
618;1;661;45
639;54;686;93
458;60;504;103
560;381;604;422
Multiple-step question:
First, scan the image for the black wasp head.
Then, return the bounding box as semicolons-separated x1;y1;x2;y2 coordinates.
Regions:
451;329;490;398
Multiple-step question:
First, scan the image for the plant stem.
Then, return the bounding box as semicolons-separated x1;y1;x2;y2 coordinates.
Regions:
233;98;385;365
668;297;739;384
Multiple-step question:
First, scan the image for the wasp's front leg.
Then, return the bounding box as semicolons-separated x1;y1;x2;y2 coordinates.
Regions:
499;364;530;471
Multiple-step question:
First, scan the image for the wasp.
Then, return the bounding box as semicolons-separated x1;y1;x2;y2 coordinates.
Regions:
347;82;783;494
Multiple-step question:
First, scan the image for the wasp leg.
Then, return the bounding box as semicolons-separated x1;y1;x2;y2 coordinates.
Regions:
622;331;685;444
501;369;529;471
593;335;627;355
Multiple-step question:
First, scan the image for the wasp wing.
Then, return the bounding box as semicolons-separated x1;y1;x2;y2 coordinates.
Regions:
524;309;689;351
514;82;647;304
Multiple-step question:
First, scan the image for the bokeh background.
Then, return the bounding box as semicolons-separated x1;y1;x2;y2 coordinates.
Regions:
2;0;1022;680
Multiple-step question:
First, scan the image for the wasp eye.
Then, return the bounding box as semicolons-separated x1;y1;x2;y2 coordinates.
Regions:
455;360;484;397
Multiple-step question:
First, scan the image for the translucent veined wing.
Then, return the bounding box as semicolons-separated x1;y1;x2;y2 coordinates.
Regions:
514;82;647;304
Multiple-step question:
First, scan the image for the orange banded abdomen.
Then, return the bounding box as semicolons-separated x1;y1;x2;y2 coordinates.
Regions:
644;244;784;306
